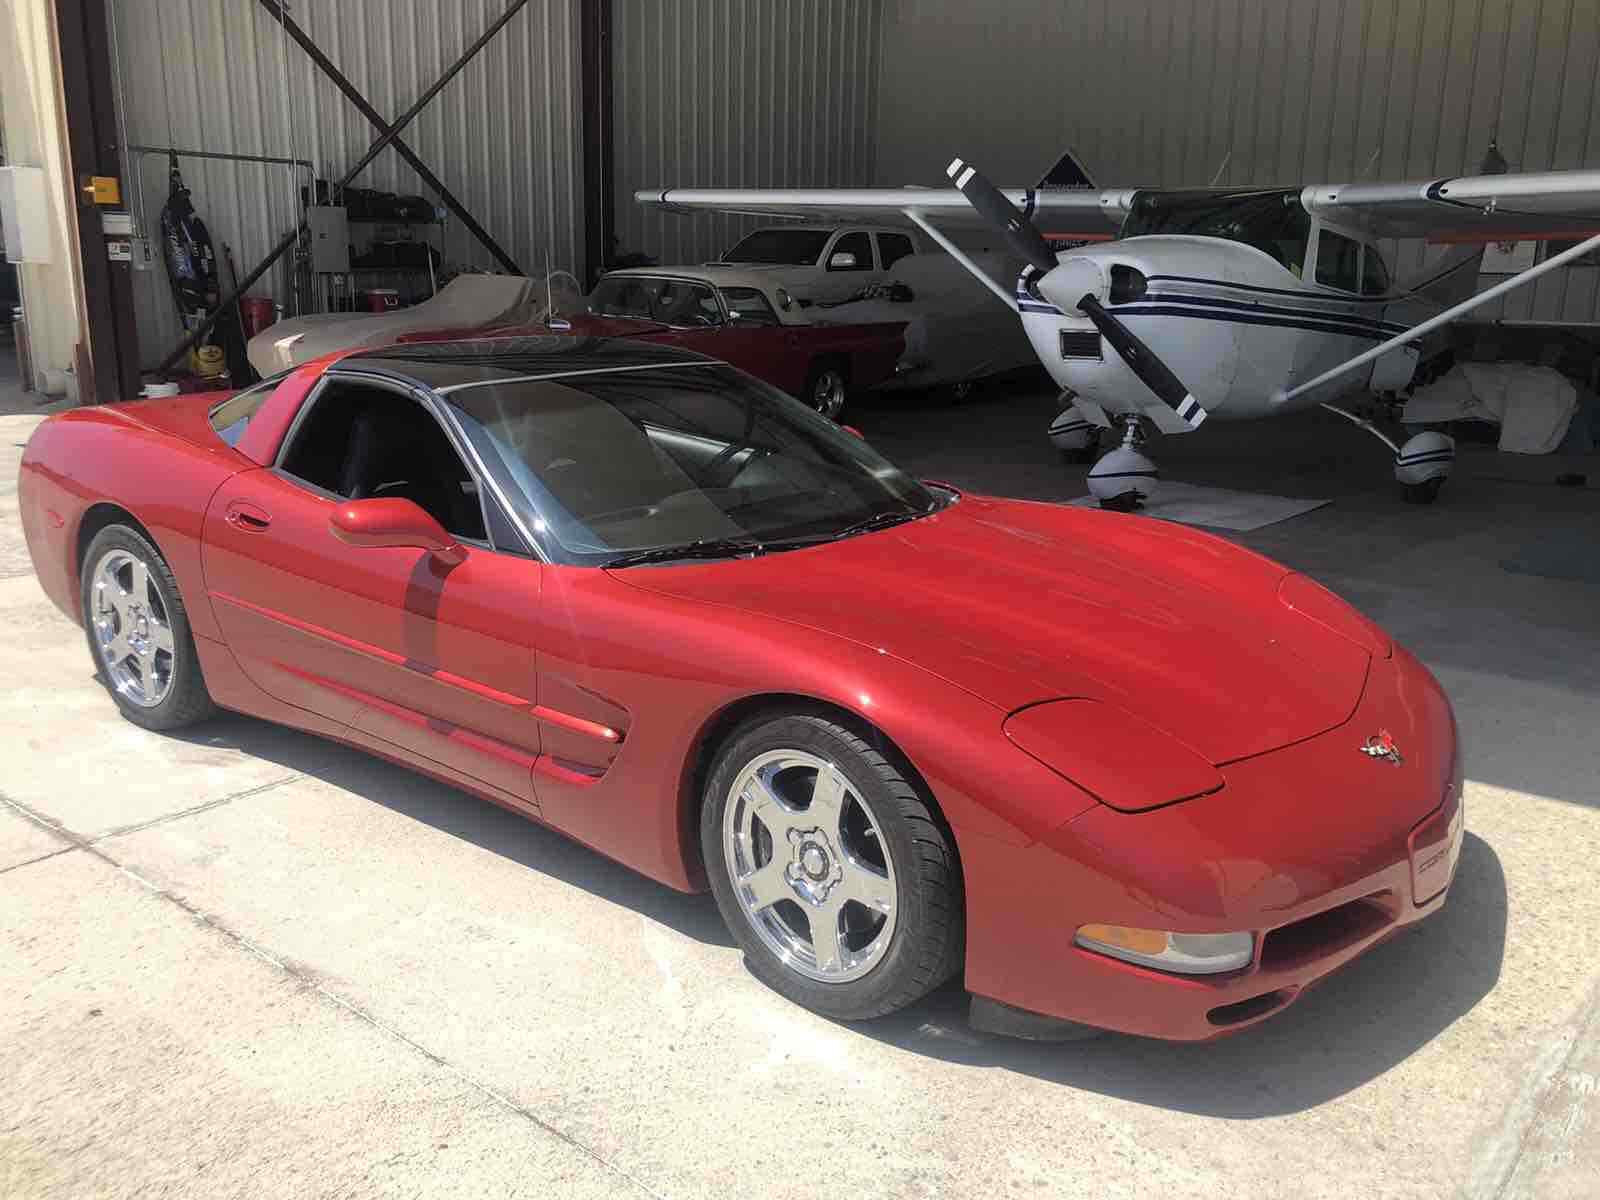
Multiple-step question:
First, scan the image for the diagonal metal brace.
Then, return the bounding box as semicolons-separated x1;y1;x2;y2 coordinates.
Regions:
256;0;521;276
158;0;529;371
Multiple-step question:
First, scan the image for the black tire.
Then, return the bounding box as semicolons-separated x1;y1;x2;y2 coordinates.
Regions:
80;523;216;731
802;358;850;421
701;712;964;1021
1401;476;1446;504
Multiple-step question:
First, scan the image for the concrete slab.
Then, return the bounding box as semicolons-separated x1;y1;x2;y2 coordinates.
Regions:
0;803;68;873
0;574;348;838
0;849;644;1199
5;383;1600;1196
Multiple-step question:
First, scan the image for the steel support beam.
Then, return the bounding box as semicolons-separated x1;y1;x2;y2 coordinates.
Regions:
580;0;615;287
255;0;521;276
55;0;141;402
158;0;530;371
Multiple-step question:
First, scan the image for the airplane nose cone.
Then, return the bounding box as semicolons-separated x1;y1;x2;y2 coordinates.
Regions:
1035;256;1107;314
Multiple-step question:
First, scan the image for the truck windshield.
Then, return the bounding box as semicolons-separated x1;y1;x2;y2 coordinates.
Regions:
721;228;833;265
1121;190;1311;274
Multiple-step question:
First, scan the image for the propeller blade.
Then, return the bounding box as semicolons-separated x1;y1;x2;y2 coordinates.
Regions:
946;157;1058;274
1077;295;1208;429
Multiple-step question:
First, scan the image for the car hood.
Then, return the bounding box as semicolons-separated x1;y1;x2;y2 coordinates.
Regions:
616;495;1372;765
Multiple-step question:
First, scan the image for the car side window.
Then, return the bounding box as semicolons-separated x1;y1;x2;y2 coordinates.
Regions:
1316;230;1362;293
1360;245;1391;296
877;233;915;269
278;380;488;544
209;379;280;447
828;231;874;272
721;287;781;326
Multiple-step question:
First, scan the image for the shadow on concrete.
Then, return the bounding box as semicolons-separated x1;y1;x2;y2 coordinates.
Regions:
168;710;735;950
174;704;1502;1119
859;832;1506;1118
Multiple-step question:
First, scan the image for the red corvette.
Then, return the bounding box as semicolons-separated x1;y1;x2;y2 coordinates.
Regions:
18;337;1463;1040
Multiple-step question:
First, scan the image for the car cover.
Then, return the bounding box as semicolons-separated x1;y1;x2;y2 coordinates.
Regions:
246;274;541;375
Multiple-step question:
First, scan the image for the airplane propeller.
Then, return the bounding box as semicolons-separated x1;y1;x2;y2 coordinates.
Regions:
946;156;1209;431
945;157;1057;273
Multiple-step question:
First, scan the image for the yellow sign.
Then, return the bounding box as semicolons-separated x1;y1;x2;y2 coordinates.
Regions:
81;175;121;205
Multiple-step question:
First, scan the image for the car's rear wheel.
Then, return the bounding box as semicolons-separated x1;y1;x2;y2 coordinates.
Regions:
803;360;849;420
702;712;963;1020
81;523;215;731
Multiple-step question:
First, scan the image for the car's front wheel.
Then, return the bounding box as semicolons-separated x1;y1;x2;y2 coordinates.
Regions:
702;712;963;1020
803;360;849;421
80;523;215;731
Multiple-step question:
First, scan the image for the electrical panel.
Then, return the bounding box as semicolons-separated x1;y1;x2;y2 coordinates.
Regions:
307;205;350;273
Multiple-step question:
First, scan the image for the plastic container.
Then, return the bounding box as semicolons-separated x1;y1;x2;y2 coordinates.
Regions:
240;296;276;339
141;381;181;399
366;288;401;313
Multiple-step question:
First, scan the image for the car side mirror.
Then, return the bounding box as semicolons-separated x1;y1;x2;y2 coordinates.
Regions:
827;251;858;269
329;498;466;567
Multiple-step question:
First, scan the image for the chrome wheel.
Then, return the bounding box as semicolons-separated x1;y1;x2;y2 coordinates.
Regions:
723;749;897;983
89;547;176;708
809;369;847;420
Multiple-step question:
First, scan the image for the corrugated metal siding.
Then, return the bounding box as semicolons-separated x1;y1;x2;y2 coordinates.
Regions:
110;0;583;367
613;0;883;267
874;0;1600;323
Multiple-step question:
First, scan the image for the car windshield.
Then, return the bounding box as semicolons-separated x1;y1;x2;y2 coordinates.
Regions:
721;228;833;265
589;276;723;326
1121;190;1311;273
439;363;936;566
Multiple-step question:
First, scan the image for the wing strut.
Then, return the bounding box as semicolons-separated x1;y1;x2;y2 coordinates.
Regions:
900;209;1019;312
1279;230;1600;403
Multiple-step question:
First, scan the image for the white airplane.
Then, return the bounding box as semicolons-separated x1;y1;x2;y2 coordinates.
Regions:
637;149;1600;505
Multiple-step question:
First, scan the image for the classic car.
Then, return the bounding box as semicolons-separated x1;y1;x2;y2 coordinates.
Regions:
18;337;1464;1040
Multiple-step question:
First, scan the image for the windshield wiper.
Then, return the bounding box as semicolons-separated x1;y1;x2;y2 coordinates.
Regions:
827;507;928;540
603;537;767;569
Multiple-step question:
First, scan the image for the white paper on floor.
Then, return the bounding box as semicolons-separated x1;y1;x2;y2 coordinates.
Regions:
1068;481;1330;531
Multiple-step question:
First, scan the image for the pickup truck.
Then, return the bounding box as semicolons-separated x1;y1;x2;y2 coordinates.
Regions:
708;225;923;305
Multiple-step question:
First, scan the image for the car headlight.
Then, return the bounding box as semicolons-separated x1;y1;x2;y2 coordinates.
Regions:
1075;923;1254;975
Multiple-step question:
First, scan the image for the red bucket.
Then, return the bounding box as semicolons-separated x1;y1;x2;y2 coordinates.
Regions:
366;288;401;313
240;297;276;339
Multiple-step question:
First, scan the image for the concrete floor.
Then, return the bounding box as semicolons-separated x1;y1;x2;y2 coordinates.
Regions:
3;387;1598;1199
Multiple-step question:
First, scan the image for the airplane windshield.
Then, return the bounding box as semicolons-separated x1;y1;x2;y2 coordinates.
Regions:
1121;191;1311;275
721;228;833;265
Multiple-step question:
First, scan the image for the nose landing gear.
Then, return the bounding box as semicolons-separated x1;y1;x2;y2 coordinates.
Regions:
1085;415;1160;512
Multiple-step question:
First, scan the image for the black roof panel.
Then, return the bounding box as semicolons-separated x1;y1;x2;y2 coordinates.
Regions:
342;335;715;391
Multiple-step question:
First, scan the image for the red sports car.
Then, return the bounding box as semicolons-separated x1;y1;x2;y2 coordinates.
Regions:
18;337;1463;1040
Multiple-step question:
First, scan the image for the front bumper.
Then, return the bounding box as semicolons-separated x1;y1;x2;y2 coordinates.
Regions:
959;647;1464;1041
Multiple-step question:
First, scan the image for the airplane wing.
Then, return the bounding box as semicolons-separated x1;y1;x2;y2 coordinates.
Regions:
1301;169;1600;239
634;186;1134;237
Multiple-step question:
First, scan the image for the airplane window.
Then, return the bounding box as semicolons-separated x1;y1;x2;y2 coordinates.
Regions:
1121;190;1310;274
1316;230;1362;293
1361;245;1392;296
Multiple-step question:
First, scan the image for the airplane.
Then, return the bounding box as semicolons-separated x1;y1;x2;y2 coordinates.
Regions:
636;149;1600;505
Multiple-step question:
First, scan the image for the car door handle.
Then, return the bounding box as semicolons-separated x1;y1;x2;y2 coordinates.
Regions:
225;500;272;531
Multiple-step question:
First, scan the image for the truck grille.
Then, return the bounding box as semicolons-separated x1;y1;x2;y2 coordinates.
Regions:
1059;331;1101;360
